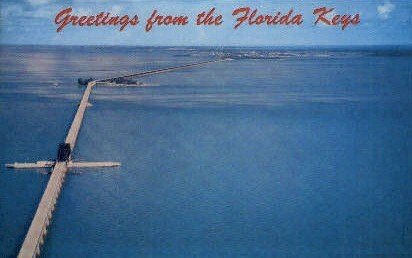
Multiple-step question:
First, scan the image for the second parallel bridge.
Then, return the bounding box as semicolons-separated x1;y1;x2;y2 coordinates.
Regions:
98;58;229;83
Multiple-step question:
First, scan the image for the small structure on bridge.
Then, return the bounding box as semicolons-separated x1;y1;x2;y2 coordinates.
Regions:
77;77;94;86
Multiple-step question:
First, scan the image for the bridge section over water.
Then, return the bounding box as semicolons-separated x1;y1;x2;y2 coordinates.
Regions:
15;59;229;258
17;81;96;258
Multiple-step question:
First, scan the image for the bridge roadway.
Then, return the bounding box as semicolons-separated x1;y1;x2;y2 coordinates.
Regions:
17;81;96;258
98;58;229;82
16;59;228;258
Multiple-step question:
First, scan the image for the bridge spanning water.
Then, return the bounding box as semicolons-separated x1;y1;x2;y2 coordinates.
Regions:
17;81;96;258
99;59;228;82
11;59;228;258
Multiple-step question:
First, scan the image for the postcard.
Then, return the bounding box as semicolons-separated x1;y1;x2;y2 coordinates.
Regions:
1;1;411;257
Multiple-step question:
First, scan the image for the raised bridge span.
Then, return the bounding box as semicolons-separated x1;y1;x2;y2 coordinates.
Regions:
16;58;228;258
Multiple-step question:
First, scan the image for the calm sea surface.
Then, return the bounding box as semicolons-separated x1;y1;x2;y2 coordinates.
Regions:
0;46;411;257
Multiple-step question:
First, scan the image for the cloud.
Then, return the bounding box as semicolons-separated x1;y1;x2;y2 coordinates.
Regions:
27;0;51;6
377;2;395;19
76;8;93;16
110;5;124;14
1;3;55;19
1;4;24;17
31;5;56;18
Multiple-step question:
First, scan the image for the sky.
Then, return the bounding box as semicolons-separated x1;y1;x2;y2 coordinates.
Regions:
0;0;411;46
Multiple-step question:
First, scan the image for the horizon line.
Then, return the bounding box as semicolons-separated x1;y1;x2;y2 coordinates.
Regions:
1;43;412;48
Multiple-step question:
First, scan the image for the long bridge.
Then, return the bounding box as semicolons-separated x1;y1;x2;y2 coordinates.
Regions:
8;58;229;258
16;81;98;258
99;59;227;82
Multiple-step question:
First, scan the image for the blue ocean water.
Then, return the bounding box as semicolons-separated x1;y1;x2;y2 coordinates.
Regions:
0;45;411;257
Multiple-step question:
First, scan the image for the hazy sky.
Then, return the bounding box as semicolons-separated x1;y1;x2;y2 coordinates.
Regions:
0;0;411;46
